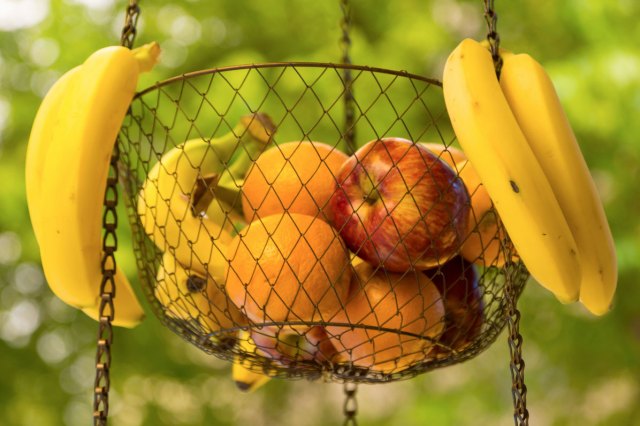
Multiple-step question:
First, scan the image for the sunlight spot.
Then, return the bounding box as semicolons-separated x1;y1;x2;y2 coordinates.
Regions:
67;0;114;10
14;262;44;294
0;97;10;138
0;232;23;265
171;14;202;46
60;354;94;394
159;39;188;68
37;329;73;364
29;38;60;67
607;51;639;86
0;0;49;31
201;17;227;46
157;5;185;32
432;0;482;37
46;296;79;323
582;375;639;422
63;399;91;426
0;299;42;343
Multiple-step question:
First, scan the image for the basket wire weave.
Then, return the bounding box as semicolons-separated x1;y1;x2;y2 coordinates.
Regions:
118;61;528;383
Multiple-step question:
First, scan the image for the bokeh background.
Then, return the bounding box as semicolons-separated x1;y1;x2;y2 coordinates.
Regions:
1;0;639;425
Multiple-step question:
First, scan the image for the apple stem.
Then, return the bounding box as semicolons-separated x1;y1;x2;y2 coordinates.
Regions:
364;187;381;204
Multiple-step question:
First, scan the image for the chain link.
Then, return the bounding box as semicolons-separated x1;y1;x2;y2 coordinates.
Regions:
343;382;358;426
505;265;529;426
483;0;503;76
121;0;140;49
340;0;356;155
93;142;121;426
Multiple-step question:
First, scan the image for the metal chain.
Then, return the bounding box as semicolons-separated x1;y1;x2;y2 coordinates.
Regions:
93;3;140;423
343;382;358;426
505;266;529;426
120;0;141;49
483;0;503;76
93;142;120;426
340;0;356;155
483;1;528;421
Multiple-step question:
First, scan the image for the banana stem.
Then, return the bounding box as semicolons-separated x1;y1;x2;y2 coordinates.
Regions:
132;42;161;73
204;113;275;173
218;113;276;190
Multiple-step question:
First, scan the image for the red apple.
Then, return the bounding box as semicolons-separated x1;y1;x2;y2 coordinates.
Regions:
330;138;470;272
426;256;485;356
326;262;445;374
249;325;337;366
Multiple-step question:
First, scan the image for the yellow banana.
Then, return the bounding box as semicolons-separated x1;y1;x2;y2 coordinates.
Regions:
499;53;617;315
232;329;273;392
81;269;145;328
138;113;274;283
26;66;81;243
29;43;159;326
155;252;246;334
442;38;581;303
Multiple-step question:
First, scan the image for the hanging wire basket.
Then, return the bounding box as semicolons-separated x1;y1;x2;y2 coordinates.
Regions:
118;61;528;383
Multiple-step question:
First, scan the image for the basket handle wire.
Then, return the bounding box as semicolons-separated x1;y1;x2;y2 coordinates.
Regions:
92;2;141;425
482;1;529;424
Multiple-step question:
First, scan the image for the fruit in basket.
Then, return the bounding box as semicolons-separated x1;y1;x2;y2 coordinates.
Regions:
499;52;617;315
226;213;351;324
330;137;470;272
155;252;247;334
197;113;277;233
241;141;349;222
420;142;466;168
427;256;484;355
138;113;274;283
326;262;445;373
249;325;337;366
443;38;581;303
456;160;510;266
421;145;511;267
232;329;274;392
25;42;160;322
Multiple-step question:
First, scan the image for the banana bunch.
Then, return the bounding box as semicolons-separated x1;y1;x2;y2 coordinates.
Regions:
155;252;247;334
138;113;275;285
443;38;616;314
25;42;161;327
232;330;273;392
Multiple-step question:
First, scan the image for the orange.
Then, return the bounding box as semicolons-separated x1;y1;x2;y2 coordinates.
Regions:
457;160;514;267
225;213;351;325
420;142;467;169
241;141;349;223
326;262;445;374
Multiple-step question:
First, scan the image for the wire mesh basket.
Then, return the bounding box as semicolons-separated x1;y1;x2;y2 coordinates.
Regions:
118;62;528;383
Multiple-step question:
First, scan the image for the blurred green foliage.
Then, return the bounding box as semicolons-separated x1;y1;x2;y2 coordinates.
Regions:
1;0;639;425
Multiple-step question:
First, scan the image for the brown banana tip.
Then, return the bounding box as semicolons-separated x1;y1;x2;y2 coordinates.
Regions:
234;380;252;392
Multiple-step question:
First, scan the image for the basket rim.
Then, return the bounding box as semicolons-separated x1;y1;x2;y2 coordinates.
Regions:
135;61;443;98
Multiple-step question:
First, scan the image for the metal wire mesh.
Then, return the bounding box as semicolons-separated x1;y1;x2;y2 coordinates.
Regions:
118;62;528;383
